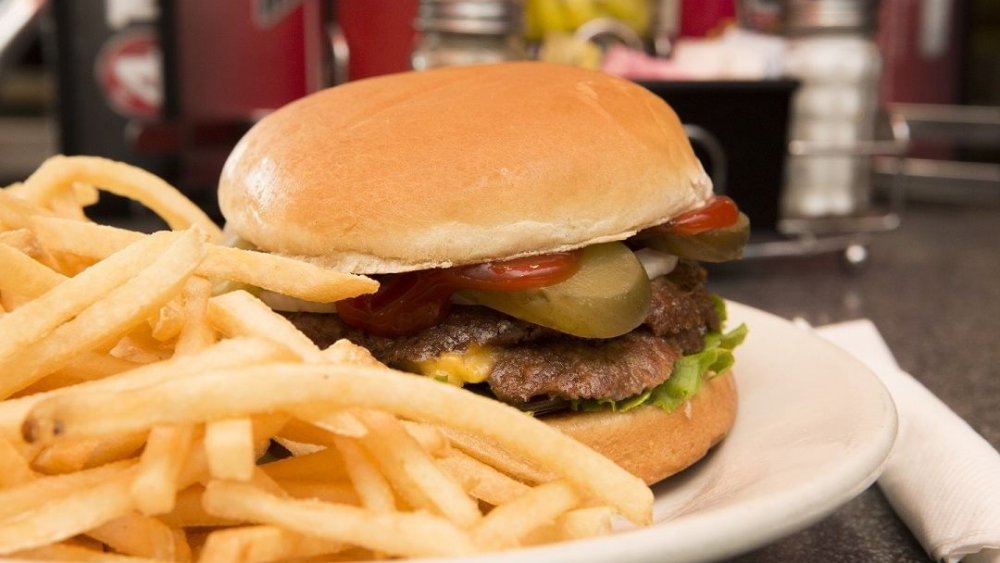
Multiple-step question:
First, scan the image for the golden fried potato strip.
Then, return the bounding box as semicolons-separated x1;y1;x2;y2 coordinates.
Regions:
19;155;221;240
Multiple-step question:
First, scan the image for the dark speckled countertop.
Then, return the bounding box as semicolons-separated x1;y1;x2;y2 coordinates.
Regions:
709;201;1000;562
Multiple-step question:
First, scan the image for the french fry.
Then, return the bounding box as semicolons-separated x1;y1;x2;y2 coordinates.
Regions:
18;155;222;240
12;372;86;396
0;188;48;230
82;432;149;469
277;417;347;446
174;276;215;354
21;363;654;524
173;529;192;563
110;326;175;364
332;436;395;512
71;181;100;207
205;417;255;482
436;448;531;506
250;467;291;498
0;336;295;447
176;424;284;495
276;479;360;505
0;460;134;521
440;426;554;485
131;425;196;515
0;433;34;486
0;227;66;274
150;299;185;343
0;231;204;397
0;466;136;555
15;352;140;396
0;290;29;313
45;182;90;221
24;213;137;255
259;447;349;482
0;242;66;298
0;228;43;256
400;420;450;457
30;440;101;474
159;486;236;528
524;506;616;545
175;435;209;491
198;244;379;302
202;480;475;558
208;290;322;362
299;411;368;439
50;352;140;381
87;513;182;561
472;480;579;550
7;542;157;561
355;410;480;527
322;339;384;367
252;414;291;460
199;525;347;563
32;432;146;474
272;436;325;456
30;216;379;302
0;229;175;354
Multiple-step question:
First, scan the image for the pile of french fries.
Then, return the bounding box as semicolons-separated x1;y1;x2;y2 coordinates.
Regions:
0;156;653;562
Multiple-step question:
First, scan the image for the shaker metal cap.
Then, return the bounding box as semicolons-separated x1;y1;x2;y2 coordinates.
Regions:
416;0;522;35
785;0;881;35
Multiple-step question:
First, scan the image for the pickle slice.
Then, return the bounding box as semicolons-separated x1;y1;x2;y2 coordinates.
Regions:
458;242;651;338
644;212;750;262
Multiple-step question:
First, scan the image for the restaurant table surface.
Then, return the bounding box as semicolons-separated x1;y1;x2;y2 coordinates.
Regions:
710;200;1000;563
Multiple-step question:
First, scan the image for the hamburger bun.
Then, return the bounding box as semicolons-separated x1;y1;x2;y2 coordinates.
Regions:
547;370;737;485
219;62;713;274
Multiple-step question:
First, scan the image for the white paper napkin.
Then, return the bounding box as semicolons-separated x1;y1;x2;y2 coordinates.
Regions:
814;319;1000;563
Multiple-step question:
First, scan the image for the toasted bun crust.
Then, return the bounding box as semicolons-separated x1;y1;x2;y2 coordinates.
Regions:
219;62;712;274
546;371;737;485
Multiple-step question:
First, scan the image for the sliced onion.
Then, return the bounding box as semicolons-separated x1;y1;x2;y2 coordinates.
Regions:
634;248;678;280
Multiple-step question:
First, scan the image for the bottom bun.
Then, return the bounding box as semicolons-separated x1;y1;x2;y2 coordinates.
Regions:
545;371;737;485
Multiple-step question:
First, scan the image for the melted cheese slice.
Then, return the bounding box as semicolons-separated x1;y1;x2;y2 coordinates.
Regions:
409;345;496;386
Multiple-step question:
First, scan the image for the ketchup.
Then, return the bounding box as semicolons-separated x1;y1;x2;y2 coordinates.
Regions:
659;196;740;236
337;252;581;337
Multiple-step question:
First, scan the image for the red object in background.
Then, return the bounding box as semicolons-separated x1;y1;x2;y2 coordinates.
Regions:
338;0;419;80
877;0;963;105
175;1;321;121
170;1;328;194
679;0;736;37
96;27;161;118
175;0;420;118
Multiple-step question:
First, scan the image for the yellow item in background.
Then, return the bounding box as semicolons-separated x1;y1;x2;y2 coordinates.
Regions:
538;33;605;68
525;0;651;41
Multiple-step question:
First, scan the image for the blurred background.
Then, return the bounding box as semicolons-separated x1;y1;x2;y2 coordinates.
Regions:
0;0;997;261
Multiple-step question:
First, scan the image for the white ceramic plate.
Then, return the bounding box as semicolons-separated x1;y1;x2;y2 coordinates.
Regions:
427;301;898;563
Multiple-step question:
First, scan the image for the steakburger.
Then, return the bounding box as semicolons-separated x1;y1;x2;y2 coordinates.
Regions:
217;62;749;485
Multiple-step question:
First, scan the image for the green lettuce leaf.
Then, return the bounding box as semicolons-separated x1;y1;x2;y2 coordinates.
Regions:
570;300;747;414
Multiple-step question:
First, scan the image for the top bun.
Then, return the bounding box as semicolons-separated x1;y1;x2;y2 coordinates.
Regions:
219;62;712;274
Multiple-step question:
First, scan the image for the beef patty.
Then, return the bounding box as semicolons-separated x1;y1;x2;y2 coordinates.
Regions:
285;261;719;404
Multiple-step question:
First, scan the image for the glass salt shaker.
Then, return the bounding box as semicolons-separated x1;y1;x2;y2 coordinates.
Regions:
412;0;526;70
782;0;883;219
